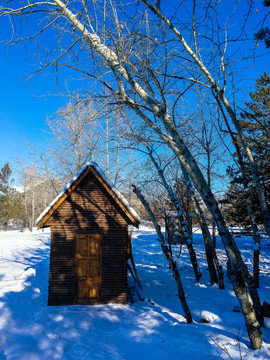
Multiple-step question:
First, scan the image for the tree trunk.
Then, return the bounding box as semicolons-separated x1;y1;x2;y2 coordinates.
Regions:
193;198;219;286
106;116;109;178
215;96;262;290
253;245;260;289
230;265;262;350
179;163;219;285
114;131;120;185
200;215;224;289
212;223;216;249
161;244;193;324
31;189;35;232
192;192;224;289
146;147;202;282
245;197;261;288
128;232;142;290
186;242;202;282
131;184;193;324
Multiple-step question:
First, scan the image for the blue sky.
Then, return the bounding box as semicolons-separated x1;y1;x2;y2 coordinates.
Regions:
0;0;269;181
0;40;65;169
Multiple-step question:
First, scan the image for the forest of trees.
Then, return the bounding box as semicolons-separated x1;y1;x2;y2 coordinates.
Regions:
0;0;269;350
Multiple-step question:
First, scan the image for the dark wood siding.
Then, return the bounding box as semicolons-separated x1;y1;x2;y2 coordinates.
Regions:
47;171;129;305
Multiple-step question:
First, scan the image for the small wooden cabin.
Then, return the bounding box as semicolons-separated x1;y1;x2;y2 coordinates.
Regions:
36;162;140;305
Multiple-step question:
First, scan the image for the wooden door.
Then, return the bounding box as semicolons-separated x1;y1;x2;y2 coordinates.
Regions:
75;234;102;304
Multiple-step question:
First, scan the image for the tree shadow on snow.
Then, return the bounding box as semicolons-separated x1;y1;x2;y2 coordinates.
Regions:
0;232;259;360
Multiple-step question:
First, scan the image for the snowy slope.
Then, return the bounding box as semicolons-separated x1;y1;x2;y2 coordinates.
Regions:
0;227;269;360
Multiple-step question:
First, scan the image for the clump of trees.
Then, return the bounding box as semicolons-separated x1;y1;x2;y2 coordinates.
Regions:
0;163;63;231
0;163;15;230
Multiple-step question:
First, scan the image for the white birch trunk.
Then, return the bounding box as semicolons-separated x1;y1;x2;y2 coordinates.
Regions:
131;184;193;324
146;147;202;282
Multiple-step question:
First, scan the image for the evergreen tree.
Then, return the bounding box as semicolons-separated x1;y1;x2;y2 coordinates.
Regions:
0;163;13;230
242;72;270;204
255;1;270;48
223;73;270;228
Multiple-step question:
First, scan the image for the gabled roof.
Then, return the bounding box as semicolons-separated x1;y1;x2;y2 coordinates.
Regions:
36;162;140;229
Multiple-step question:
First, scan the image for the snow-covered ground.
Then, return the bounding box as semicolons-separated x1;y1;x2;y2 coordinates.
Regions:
0;226;269;360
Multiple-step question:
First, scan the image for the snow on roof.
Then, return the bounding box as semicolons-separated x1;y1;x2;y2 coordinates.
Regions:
36;162;140;226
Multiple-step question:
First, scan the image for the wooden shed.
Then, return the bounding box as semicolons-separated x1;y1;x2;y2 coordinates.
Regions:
36;162;140;306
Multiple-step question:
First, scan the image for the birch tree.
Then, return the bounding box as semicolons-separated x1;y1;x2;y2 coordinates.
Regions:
46;100;101;175
46;99;133;185
19;165;58;230
131;183;193;324
144;145;202;283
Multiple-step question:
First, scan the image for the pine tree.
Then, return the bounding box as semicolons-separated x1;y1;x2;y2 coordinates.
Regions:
0;163;13;230
255;1;270;48
241;72;270;215
223;73;270;228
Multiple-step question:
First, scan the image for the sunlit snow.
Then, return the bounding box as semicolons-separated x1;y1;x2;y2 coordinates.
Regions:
0;226;269;359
